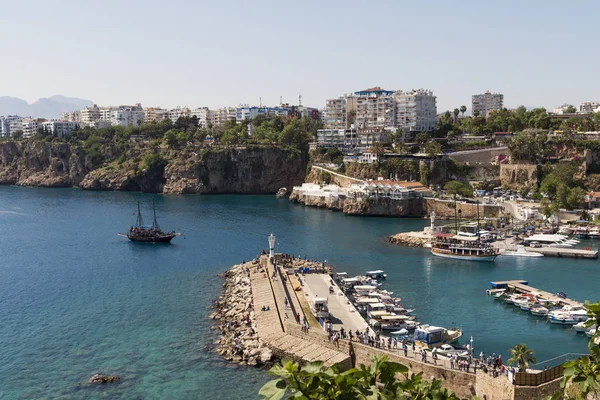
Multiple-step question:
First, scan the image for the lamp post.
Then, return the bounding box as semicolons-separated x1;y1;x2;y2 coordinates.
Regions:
268;233;276;259
470;336;474;357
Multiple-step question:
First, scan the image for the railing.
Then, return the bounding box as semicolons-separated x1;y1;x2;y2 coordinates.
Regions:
513;365;564;386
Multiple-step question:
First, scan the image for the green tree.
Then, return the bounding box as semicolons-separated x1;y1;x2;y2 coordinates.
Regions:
415;132;430;147
453;108;460;123
11;130;24;140
423;141;442;157
460;105;467;117
508;344;536;372
259;355;461;400
163;129;179;148
564;105;577;114
444;180;473;198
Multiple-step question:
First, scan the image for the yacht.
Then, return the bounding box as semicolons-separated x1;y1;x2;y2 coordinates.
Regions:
574;226;589;238
586;328;597;338
573;320;596;333
499;245;544;257
549;306;589;322
523;234;577;248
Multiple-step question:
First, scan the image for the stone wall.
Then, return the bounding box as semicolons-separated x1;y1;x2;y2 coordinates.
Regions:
449;147;509;164
475;370;515;400
424;198;502;219
513;378;562;400
500;164;538;188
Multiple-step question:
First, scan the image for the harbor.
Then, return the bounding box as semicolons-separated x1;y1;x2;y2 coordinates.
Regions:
212;231;592;399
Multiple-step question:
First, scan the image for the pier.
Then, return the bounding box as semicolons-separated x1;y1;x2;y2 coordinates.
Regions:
524;246;598;259
489;280;583;307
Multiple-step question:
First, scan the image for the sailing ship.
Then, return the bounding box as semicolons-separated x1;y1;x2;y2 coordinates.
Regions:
430;198;499;262
119;199;182;243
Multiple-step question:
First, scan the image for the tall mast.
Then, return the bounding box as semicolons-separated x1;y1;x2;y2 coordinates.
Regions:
136;201;144;227
477;200;481;242
454;194;458;234
152;198;160;231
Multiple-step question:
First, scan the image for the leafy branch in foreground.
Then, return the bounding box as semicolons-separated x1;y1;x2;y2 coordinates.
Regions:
259;355;463;400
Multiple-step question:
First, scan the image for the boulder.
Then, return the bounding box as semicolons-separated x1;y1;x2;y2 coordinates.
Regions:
259;348;273;363
88;374;120;384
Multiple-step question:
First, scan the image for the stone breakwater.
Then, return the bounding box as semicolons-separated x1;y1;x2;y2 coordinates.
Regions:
211;261;273;367
387;232;430;247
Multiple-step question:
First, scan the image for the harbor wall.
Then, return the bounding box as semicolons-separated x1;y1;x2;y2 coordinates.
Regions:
513;378;562;400
475;370;515;400
289;191;502;219
285;322;477;399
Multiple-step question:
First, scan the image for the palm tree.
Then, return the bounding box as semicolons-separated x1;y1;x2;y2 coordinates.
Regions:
460;105;467;117
508;344;536;372
453;108;460;123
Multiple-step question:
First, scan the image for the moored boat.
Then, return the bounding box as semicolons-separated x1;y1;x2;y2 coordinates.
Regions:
431;233;498;262
499;245;544;257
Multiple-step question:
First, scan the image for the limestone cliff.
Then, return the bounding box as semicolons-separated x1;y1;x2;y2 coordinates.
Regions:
0;141;86;187
0;141;307;194
342;197;424;217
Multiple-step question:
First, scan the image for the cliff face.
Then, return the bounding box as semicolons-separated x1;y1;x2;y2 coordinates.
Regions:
0;141;307;194
500;164;538;187
0;141;86;187
81;147;308;194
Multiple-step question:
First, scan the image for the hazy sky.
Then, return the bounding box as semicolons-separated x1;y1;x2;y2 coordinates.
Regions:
2;0;598;112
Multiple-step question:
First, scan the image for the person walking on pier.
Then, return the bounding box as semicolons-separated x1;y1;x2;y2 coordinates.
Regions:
450;355;455;369
403;343;408;357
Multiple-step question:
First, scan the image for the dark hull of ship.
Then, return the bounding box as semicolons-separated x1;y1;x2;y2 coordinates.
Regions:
127;234;176;243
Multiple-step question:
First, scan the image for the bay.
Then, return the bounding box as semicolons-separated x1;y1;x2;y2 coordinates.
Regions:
0;187;594;399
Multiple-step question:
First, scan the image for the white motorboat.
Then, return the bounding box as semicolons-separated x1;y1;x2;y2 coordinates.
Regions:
586;328;597;338
365;270;387;280
574;320;596;333
520;302;533;311
390;328;409;336
588;227;600;239
549;314;578;325
524;234;576;248
549;306;589;322
530;305;549;316
500;245;544;258
558;226;573;235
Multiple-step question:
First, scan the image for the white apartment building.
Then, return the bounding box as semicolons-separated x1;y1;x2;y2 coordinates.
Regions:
191;107;213;128
80;104;103;126
0;115;21;137
324;88;437;134
579;101;600;113
59;110;81;122
324;97;350;129
553;104;574;115
168;107;191;122
109;104;145;127
212;107;237;126
354;87;395;130
316;128;358;149
472;91;504;117
42;121;80;137
21;118;46;138
394;89;437;132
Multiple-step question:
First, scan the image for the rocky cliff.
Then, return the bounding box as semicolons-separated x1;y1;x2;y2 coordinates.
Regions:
0;141;307;194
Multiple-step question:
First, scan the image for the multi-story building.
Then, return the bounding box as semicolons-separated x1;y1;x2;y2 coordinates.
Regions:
191;107;213;128
212;107;237;126
59;110;81;123
287;105;320;121
354;87;395;130
0;115;21;137
42;120;80;137
316;128;358;149
80;104;103;126
144;107;169;123
22;118;47;138
109;104;145;127
236;106;269;121
324;97;350;129
472;91;504;117
168;107;191;122
579;101;600;113
394;89;437;132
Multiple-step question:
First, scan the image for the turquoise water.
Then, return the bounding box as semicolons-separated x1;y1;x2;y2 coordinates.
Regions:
0;187;596;399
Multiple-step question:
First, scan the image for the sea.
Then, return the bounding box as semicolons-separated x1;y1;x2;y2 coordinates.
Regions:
0;186;596;399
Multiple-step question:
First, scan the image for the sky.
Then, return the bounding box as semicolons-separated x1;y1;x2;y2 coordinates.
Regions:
1;0;599;112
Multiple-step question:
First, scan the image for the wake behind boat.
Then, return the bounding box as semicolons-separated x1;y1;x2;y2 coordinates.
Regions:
118;199;182;243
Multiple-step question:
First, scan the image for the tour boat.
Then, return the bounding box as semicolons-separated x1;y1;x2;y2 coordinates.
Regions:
500;245;544;257
431;233;499;262
119;199;182;243
413;325;463;348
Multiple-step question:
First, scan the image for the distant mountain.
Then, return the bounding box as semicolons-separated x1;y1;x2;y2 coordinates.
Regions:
0;95;94;119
